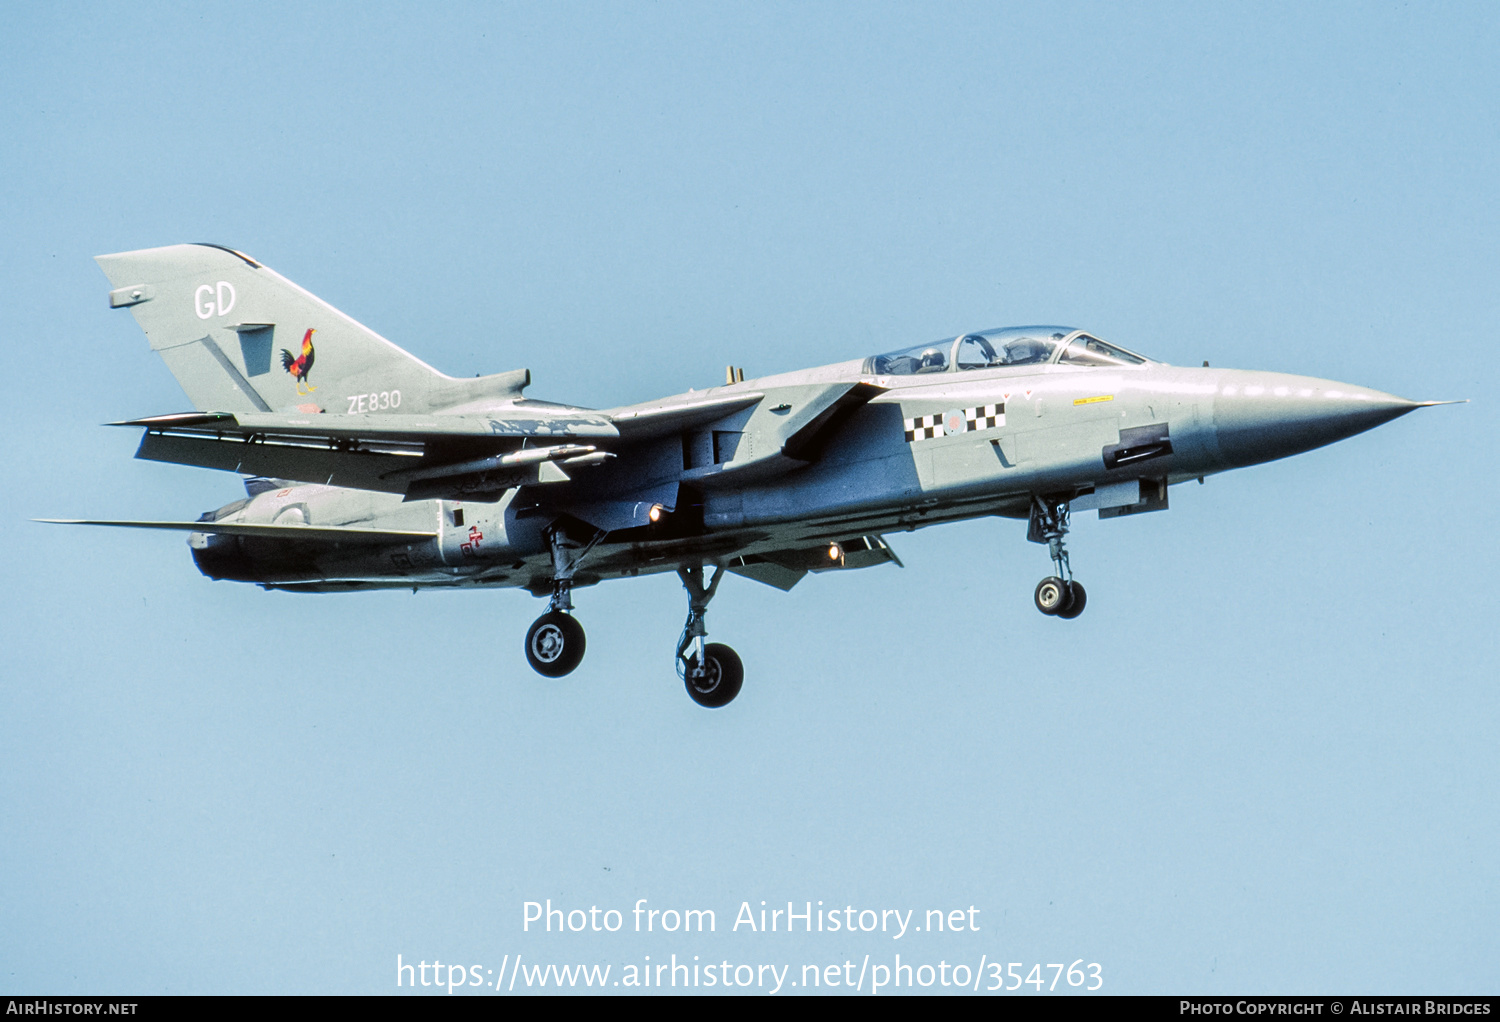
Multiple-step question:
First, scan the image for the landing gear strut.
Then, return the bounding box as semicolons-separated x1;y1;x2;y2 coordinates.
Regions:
676;565;743;708
523;525;602;677
1029;496;1086;619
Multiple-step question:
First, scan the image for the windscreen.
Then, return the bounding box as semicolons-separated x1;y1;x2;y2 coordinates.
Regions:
1058;334;1148;367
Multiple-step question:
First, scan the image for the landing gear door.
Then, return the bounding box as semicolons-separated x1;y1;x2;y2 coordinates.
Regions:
1099;478;1168;518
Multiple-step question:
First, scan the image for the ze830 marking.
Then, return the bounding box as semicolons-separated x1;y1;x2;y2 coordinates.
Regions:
348;390;401;413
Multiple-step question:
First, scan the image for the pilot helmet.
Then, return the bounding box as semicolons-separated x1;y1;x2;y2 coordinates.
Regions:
1006;339;1041;363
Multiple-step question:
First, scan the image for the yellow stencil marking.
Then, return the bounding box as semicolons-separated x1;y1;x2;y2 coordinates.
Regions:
1074;395;1114;406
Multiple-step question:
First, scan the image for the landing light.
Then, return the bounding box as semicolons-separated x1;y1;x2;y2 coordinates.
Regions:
828;543;842;561
649;504;665;523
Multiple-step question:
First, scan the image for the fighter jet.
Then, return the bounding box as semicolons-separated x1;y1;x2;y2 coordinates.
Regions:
51;243;1456;707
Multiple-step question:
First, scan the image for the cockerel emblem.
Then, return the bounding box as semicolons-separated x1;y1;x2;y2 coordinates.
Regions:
280;328;317;394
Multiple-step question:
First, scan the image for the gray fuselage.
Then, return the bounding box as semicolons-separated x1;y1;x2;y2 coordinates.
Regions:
190;351;1419;595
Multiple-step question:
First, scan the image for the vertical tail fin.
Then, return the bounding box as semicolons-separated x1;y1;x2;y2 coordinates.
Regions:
95;244;526;414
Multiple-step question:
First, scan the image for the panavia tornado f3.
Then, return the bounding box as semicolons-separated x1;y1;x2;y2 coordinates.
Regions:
54;243;1457;707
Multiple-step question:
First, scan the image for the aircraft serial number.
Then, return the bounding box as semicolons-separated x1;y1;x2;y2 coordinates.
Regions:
349;390;401;414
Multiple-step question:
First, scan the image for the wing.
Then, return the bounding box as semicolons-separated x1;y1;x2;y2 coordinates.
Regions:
37;518;436;544
114;408;624;500
115;381;882;507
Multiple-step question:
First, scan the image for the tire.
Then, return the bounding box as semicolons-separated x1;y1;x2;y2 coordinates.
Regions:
1056;581;1088;619
1034;576;1068;615
683;643;744;708
525;612;586;677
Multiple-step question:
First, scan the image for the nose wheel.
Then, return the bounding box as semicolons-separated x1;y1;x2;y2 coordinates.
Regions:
1034;577;1087;618
1029;497;1087;620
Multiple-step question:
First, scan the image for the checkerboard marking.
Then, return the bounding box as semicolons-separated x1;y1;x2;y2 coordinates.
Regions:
903;402;1006;442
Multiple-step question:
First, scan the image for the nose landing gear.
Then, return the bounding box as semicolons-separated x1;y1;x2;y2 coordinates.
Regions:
1029;496;1087;619
676;565;743;708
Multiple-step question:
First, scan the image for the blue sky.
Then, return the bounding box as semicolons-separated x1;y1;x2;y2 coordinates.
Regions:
2;1;1496;995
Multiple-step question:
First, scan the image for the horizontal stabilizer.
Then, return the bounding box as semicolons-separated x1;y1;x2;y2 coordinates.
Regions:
36;519;435;543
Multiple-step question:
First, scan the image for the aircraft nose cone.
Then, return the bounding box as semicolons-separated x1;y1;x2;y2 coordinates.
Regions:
1212;372;1421;469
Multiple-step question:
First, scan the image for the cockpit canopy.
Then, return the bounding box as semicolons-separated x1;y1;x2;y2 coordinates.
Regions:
863;327;1150;376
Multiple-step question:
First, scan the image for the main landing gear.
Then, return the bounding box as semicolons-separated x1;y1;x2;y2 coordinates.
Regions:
676;565;743;708
525;598;587;676
1029;496;1087;620
521;531;745;707
523;526;600;677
